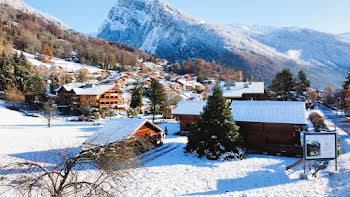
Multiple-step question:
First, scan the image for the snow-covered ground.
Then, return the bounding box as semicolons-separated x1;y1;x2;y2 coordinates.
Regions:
0;101;349;196
16;50;102;73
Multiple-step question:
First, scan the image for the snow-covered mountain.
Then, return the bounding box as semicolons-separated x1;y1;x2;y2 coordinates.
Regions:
0;0;67;29
229;24;350;87
98;0;314;85
98;0;346;88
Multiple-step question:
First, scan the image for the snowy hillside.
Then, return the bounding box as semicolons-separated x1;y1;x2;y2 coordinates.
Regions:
229;24;350;88
98;0;312;85
0;0;67;29
17;50;102;74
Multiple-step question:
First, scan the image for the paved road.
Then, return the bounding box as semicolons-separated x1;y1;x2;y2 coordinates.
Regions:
318;105;350;135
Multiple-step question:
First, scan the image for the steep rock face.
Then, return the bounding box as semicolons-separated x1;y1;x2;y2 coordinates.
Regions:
0;0;67;29
98;0;309;85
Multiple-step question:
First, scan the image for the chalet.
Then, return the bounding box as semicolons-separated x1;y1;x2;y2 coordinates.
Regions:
102;74;125;87
222;82;264;102
176;79;196;91
56;83;126;110
172;100;206;131
55;83;86;108
173;100;307;157
230;101;307;156
83;118;165;147
163;84;179;95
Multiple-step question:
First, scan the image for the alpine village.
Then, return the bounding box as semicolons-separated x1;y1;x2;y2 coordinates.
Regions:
0;0;349;196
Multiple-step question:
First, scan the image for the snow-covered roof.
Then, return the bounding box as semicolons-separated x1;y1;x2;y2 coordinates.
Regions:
73;84;115;96
230;101;307;125
180;91;201;100
56;82;86;92
173;100;206;115
223;82;264;98
177;79;196;87
102;74;122;83
84;118;163;146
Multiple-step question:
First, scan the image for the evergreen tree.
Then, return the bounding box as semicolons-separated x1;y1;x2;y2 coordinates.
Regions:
148;79;166;122
130;82;143;109
186;83;245;160
0;51;14;90
25;74;47;103
270;68;295;100
343;71;350;89
295;70;310;95
13;52;31;92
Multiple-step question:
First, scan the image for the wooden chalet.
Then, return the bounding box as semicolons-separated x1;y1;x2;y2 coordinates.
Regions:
230;101;307;157
172;100;207;131
56;83;126;110
83;118;165;147
102;74;125;87
173;100;307;157
56;83;86;109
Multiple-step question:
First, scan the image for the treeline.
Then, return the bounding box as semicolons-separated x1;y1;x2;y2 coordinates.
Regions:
0;5;151;69
175;58;244;82
266;69;310;100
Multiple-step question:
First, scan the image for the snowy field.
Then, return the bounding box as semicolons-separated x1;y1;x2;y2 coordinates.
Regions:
0;100;350;196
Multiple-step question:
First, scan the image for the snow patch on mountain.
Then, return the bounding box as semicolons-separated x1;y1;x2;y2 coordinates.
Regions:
286;49;302;60
0;0;67;29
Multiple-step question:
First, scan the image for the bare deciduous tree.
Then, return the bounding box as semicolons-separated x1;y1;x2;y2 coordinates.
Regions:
43;101;57;128
0;137;155;197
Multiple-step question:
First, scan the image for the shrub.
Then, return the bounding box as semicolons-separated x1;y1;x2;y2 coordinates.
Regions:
127;108;138;118
309;112;327;132
93;112;101;120
99;109;107;118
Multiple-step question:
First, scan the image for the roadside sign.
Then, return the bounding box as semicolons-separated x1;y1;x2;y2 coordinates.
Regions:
304;132;337;160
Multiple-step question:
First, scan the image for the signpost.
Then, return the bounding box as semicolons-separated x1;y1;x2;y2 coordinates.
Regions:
303;132;338;176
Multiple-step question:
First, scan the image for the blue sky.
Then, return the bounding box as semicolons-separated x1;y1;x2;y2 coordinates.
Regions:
23;0;350;34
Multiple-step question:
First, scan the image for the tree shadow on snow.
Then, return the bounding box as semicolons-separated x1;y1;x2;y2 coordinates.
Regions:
8;147;82;165
186;159;300;196
1;147;98;175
